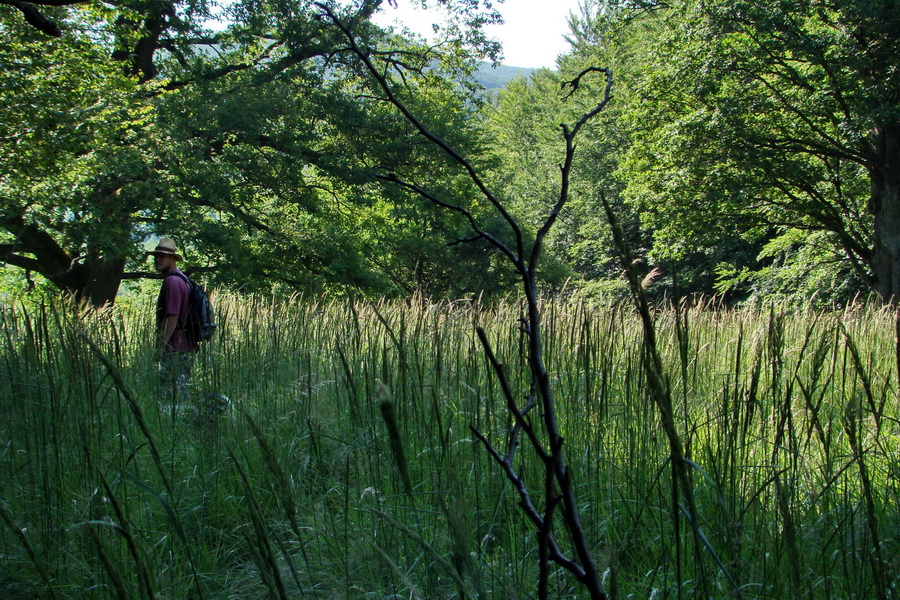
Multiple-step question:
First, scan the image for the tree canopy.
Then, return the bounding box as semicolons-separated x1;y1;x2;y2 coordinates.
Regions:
3;0;898;305
479;0;898;304
603;0;897;301
1;0;510;304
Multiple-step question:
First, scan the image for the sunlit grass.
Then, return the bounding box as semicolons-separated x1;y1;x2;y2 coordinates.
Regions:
0;294;897;599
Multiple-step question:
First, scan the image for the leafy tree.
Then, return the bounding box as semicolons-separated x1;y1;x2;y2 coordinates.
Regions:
0;16;154;304
1;0;508;304
605;0;899;302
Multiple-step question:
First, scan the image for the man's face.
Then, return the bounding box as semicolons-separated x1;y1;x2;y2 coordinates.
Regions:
153;253;176;273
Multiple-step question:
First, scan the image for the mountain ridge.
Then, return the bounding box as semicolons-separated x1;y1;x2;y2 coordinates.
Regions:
474;63;540;89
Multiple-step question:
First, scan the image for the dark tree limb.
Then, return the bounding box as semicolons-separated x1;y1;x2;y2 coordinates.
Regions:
531;68;613;277
0;213;74;279
560;66;610;101
0;247;43;272
374;173;521;266
469;426;590;584
474;327;547;462
0;0;89;37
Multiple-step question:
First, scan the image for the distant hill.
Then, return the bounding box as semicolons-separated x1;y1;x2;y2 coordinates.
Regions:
474;63;540;89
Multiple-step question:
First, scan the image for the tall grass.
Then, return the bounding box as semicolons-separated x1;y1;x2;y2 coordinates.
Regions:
0;294;897;599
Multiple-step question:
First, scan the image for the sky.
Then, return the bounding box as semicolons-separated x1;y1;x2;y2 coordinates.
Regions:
370;0;586;69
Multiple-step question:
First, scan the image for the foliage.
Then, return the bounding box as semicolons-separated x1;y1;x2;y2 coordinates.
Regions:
604;0;899;301
0;0;516;304
0;13;154;301
481;20;652;302
466;0;897;304
7;0;895;306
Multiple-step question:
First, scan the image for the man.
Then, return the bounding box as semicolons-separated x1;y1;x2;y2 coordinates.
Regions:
147;238;197;400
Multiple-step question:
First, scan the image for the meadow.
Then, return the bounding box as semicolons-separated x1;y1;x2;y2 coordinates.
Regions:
0;294;897;599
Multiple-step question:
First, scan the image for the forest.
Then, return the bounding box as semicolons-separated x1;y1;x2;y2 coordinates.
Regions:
1;0;899;599
1;0;897;306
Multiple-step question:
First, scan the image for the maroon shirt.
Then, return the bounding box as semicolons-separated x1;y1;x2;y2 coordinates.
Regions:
156;269;197;352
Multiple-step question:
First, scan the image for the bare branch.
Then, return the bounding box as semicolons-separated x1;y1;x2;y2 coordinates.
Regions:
469;426;588;582
531;67;613;276
316;1;526;262
561;66;609;101
316;3;609;596
374;173;521;266
568;67;614;139
476;327;549;462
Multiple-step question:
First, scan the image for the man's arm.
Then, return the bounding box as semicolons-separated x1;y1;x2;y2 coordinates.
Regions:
158;314;179;353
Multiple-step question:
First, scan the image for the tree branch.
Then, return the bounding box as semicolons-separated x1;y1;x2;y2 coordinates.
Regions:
0;248;43;272
0;0;72;36
0;213;74;278
317;1;526;262
469;425;589;583
374;172;521;266
531;68;613;276
319;4;610;596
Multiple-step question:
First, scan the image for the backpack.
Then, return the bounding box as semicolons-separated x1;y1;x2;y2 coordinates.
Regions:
174;272;217;343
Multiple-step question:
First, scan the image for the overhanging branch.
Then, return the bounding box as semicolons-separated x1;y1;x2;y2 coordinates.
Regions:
0;248;43;272
0;0;89;37
317;0;526;262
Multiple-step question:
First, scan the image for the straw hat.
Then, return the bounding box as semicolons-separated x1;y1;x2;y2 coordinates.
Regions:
147;238;183;261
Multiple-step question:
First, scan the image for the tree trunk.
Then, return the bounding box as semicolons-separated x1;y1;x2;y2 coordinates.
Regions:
80;256;126;307
46;255;126;307
870;121;900;304
2;216;127;307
